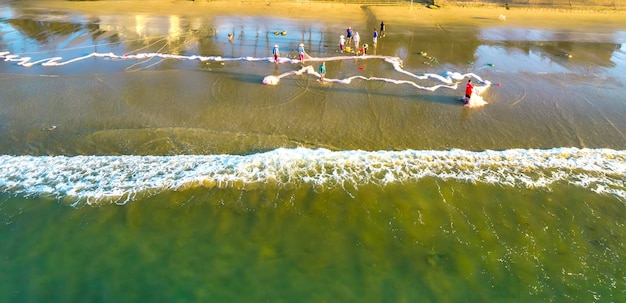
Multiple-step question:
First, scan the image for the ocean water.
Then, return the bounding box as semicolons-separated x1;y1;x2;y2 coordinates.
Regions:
1;4;625;302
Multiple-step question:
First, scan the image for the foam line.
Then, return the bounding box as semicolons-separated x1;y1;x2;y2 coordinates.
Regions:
264;55;491;99
1;51;277;67
0;148;623;205
1;50;491;105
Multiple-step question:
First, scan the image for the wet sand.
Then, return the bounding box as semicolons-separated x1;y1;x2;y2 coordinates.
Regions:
2;0;626;155
12;0;626;30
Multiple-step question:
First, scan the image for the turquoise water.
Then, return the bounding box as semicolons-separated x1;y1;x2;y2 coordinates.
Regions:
0;4;625;302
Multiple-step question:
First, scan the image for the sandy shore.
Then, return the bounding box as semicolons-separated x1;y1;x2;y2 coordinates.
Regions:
12;0;626;30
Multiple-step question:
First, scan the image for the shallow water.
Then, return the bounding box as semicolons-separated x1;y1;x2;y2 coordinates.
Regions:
1;183;623;302
0;4;625;302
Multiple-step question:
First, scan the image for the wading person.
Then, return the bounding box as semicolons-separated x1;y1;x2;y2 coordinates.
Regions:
465;79;474;105
272;44;280;62
298;43;305;62
318;62;326;82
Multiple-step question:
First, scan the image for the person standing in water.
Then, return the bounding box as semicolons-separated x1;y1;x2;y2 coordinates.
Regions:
318;62;326;82
465;79;474;105
380;21;385;36
298;43;305;62
272;44;280;63
373;29;378;45
346;26;353;45
339;35;345;52
353;32;360;51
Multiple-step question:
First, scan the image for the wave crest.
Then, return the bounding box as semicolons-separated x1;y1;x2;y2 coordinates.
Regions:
0;148;624;205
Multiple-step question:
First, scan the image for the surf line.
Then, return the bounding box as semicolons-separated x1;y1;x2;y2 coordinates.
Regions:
264;56;489;91
0;51;271;67
263;55;491;107
0;50;490;96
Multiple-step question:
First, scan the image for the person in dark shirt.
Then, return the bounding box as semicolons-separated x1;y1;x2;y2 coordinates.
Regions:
346;26;353;45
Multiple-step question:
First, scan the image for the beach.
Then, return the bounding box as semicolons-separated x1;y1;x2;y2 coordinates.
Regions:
13;0;626;27
0;1;625;302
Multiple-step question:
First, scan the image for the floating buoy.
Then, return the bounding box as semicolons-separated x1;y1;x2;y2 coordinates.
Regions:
281;31;287;36
358;67;364;70
487;63;495;67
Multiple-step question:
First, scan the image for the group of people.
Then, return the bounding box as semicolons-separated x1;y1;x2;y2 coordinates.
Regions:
339;21;385;55
270;21;387;64
270;22;475;101
270;35;475;104
271;42;308;63
271;43;326;82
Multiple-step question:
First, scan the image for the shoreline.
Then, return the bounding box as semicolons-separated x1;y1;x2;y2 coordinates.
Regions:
1;1;626;153
13;0;626;14
8;0;625;32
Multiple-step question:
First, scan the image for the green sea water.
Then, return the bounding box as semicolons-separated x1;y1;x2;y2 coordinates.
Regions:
0;2;625;302
1;182;624;302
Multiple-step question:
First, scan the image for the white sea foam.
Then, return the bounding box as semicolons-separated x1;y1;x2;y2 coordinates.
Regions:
0;148;623;205
1;51;490;100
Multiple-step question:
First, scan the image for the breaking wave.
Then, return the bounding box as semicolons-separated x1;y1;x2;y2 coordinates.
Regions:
0;147;623;205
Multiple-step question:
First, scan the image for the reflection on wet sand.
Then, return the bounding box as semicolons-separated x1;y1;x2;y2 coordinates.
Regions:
2;5;623;70
0;4;625;155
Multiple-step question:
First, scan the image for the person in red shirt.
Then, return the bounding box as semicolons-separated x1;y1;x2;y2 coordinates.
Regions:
464;79;474;105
